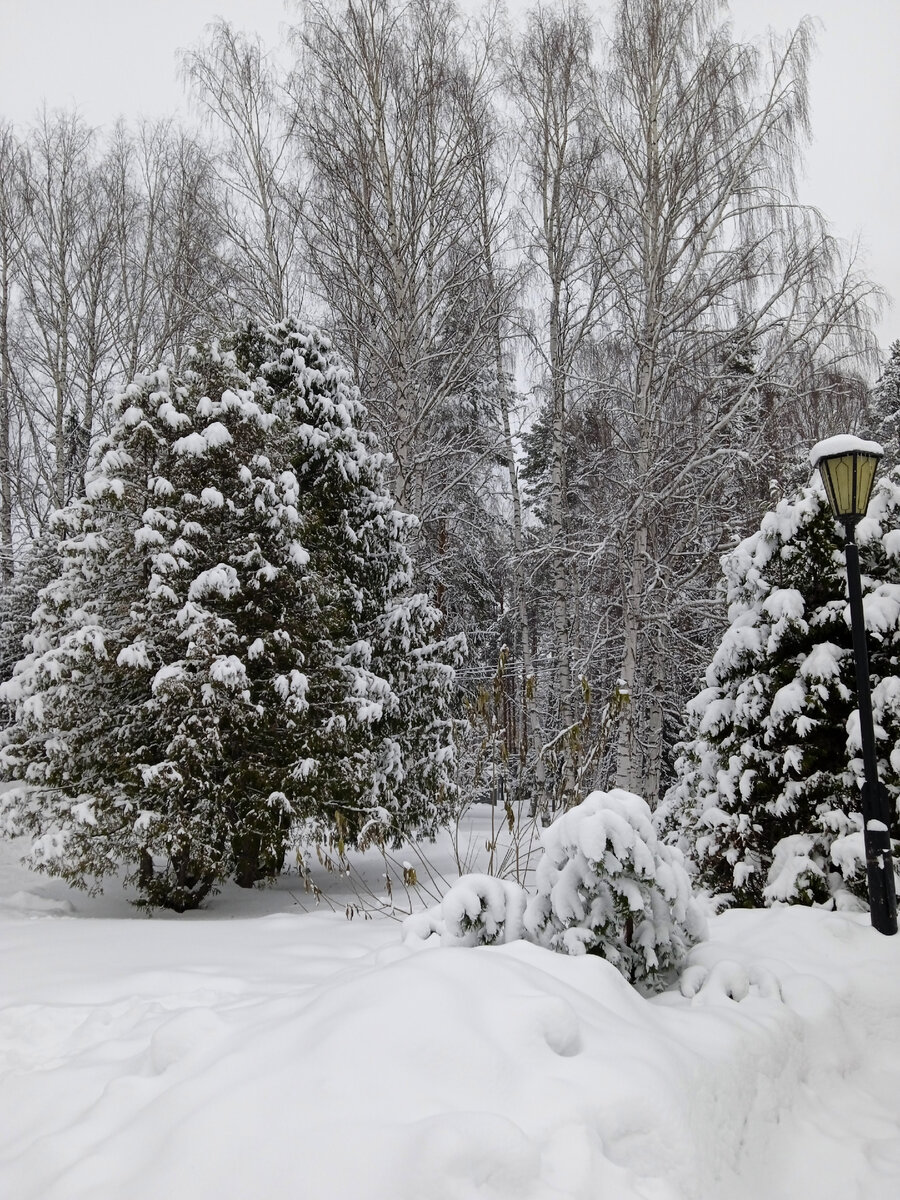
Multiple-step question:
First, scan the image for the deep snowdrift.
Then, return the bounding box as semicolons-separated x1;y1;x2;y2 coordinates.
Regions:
2;833;900;1200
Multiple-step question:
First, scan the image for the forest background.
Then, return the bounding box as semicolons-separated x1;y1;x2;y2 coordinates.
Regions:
0;0;896;820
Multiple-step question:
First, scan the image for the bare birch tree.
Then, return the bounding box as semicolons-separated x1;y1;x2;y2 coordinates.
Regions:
292;0;501;517
457;20;550;796
2;114;229;537
103;120;231;384
509;1;607;807
183;20;306;322
0;124;24;581
591;0;879;799
15;112;111;510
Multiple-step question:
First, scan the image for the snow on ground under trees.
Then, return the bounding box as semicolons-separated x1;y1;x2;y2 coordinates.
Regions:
2;806;900;1200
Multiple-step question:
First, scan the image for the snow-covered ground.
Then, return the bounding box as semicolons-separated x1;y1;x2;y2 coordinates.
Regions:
2;810;900;1200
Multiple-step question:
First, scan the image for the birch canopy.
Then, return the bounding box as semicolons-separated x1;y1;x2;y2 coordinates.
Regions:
0;0;885;846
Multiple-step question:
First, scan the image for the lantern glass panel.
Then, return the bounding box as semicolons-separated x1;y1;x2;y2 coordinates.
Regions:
819;451;880;521
821;455;851;516
854;453;878;516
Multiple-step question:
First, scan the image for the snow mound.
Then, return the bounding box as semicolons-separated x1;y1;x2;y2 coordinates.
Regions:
2;900;900;1200
0;889;75;918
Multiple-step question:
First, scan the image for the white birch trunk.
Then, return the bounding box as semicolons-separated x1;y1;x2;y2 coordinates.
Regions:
0;241;12;582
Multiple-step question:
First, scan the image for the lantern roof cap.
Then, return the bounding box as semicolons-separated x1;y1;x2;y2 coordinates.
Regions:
810;434;884;468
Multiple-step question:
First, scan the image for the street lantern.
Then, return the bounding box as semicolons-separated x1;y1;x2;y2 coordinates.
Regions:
813;436;882;525
811;434;898;935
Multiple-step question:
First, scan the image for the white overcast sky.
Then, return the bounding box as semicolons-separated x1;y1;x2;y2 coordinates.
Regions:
1;0;898;348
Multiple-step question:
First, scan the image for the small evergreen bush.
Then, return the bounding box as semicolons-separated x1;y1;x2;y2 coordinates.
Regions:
405;789;704;992
524;789;704;987
404;873;527;947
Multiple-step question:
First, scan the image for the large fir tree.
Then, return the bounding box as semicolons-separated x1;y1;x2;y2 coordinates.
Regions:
0;320;463;910
665;477;900;909
868;340;900;469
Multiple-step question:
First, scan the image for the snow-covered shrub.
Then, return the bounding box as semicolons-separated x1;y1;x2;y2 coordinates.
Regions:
0;319;463;910
524;789;705;989
760;830;869;911
401;792;704;990
403;873;527;947
762;834;830;907
665;477;900;909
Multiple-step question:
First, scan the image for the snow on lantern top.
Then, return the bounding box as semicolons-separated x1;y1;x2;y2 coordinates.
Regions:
810;434;884;525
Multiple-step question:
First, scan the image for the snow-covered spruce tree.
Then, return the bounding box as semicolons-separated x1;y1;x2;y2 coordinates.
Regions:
0;320;463;910
0;529;62;696
868;341;900;470
665;476;900;909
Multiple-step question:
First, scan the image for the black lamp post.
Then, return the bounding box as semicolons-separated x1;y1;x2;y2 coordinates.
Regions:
811;435;898;936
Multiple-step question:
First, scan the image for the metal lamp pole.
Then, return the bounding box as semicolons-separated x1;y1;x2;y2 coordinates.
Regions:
812;435;898;935
842;519;898;936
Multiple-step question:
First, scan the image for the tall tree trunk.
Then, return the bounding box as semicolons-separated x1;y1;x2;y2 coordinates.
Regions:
495;327;546;799
0;246;12;582
548;280;577;803
614;44;662;797
510;2;601;808
466;90;547;800
644;627;666;802
615;347;654;795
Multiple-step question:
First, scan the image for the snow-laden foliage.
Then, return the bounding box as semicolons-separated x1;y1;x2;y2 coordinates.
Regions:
403;873;527;947
665;477;900;909
403;790;703;990
0;529;62;700
0;320;464;910
869;340;900;471
524;789;704;987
